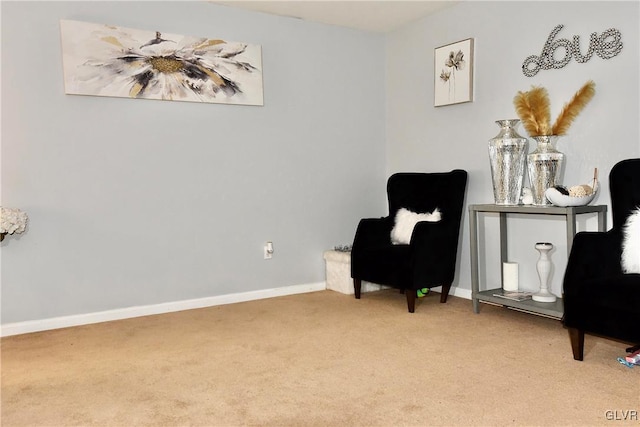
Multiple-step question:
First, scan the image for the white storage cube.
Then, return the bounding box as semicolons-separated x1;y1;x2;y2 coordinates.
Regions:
323;250;384;295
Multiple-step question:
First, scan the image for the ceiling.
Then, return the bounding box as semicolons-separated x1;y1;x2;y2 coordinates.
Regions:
211;1;460;33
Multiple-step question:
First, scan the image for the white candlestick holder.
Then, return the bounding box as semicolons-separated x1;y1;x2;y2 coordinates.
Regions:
532;242;557;303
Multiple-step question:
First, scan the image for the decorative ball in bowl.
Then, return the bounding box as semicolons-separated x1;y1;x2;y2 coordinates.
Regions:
545;181;599;207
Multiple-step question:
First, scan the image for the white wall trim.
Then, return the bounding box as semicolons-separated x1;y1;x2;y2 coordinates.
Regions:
449;285;472;300
1;282;326;337
1;282;472;337
427;285;471;301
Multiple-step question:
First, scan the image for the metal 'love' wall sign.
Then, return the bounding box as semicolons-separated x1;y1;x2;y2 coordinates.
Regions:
522;24;623;77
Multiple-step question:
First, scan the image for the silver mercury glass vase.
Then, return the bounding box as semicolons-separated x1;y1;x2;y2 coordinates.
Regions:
527;135;565;206
488;119;529;205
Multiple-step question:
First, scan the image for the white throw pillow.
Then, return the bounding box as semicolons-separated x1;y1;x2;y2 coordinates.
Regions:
621;207;640;274
391;208;441;245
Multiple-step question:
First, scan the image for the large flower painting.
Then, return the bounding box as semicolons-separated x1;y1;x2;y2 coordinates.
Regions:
60;20;263;106
434;38;474;107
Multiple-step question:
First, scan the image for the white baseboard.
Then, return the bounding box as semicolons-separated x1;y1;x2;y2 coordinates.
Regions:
1;283;472;337
445;285;472;300
1;282;326;337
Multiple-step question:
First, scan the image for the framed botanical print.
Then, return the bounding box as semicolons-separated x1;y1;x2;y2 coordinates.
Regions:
434;38;474;107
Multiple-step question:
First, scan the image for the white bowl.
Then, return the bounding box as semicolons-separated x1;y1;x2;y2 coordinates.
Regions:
545;182;599;207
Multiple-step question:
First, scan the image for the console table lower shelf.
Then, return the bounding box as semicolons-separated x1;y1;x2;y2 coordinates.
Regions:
475;289;564;319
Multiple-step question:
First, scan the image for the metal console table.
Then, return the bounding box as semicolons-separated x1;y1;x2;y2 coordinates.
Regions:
468;204;607;319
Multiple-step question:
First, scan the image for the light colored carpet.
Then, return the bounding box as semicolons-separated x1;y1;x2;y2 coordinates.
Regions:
2;289;638;426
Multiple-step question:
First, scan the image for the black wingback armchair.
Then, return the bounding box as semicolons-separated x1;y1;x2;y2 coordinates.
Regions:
351;170;468;312
562;158;640;360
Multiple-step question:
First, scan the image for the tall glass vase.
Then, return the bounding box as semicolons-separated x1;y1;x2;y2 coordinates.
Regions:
488;119;528;205
527;135;565;206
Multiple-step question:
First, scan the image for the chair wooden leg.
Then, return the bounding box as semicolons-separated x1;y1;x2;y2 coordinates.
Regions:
353;278;362;299
626;344;640;353
568;327;584;361
406;290;416;313
440;283;452;303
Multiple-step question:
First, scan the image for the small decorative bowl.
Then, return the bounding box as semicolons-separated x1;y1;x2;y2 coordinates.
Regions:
545;181;599;207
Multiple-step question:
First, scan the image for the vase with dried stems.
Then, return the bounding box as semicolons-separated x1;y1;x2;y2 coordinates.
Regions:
527;135;563;206
513;80;596;205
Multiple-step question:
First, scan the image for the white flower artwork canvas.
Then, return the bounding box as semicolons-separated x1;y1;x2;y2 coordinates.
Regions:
434;38;474;107
60;20;264;106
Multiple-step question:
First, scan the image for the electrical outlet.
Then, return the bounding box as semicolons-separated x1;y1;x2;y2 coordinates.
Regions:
264;241;274;259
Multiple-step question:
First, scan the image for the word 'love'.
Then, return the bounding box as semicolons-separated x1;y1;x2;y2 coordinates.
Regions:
522;24;623;77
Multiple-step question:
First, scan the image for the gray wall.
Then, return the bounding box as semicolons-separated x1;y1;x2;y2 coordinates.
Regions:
1;1;387;323
2;1;639;326
386;1;640;297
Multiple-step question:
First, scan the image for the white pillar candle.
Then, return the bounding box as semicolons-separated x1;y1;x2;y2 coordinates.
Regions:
503;262;519;291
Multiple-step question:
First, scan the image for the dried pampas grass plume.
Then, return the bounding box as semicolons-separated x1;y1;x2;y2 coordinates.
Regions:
513;91;537;135
513;80;596;137
513;86;551;136
552;80;596;136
